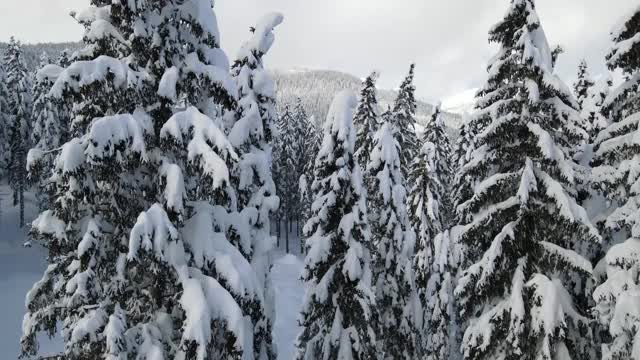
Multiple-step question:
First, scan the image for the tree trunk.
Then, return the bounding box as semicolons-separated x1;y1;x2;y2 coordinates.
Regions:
19;181;24;228
276;216;281;248
285;218;290;254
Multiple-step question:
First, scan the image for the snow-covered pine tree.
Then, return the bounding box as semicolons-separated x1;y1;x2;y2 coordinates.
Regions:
296;90;378;360
229;12;284;360
407;103;454;359
299;115;321;243
22;1;271;359
29;61;67;210
0;61;10;180
452;109;491;222
455;1;600;359
573;59;595;162
30;53;69;152
392;64;418;177
4;36;33;228
28;48;75;210
274;104;296;251
583;75;612;141
574;60;595;112
290;97;311;231
368;121;419;359
57;49;72;68
354;71;380;176
592;6;640;359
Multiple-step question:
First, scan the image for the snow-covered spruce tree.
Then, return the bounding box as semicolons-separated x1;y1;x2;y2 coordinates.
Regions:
57;49;72;68
22;2;272;359
290;97;311;228
455;1;600;359
407;103;454;359
368;121;419;359
29;62;68;210
354;71;381;176
4;36;33;228
274;104;297;250
296;91;378;360
452;109;493;221
0;61;10;180
573;59;595;160
592;6;640;359
299;115;322;240
584;75;612;142
574;60;595;112
392;64;418;177
229;12;284;360
29;49;75;210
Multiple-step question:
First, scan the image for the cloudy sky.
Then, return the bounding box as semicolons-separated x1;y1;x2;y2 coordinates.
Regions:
0;0;636;103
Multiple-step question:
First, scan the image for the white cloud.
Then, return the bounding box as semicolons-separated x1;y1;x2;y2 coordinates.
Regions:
1;0;637;100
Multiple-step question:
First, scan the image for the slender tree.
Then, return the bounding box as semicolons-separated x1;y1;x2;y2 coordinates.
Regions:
0;61;10;180
296;91;378;360
368;121;419;359
275;105;297;251
4;36;33;228
455;1;599;359
392;64;419;177
229;13;284;359
573;60;595;111
408;103;455;359
299;115;321;253
592;7;640;359
354;71;381;176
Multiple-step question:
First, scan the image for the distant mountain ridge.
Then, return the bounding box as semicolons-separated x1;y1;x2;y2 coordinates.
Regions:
0;41;80;70
0;42;462;135
272;68;463;132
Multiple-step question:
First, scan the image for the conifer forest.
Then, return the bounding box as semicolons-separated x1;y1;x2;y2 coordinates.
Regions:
1;1;640;359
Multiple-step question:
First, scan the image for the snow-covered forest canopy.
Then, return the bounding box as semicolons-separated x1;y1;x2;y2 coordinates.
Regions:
1;0;640;359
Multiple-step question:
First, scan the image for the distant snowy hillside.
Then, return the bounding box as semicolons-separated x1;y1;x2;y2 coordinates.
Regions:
0;41;81;70
442;87;478;116
0;42;463;133
272;68;462;131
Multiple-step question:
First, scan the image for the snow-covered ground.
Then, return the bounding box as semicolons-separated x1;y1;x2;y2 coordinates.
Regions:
272;253;305;359
0;186;61;358
0;186;306;359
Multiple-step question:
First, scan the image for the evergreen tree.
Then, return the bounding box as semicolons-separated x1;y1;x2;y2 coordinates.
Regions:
367;121;419;359
4;36;33;228
22;2;269;358
571;59;596;160
274;104;297;251
452;110;490;221
0;62;10;180
28;62;67;210
31;58;69;152
296;91;377;360
392;64;418;177
57;49;72;68
290;97;310;230
592;7;640;359
229;13;284;360
573;60;595;111
299;115;322;241
354;71;380;175
455;1;599;359
407;103;455;359
28;49;75;210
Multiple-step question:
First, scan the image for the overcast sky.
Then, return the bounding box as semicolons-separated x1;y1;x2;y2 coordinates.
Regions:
0;0;636;102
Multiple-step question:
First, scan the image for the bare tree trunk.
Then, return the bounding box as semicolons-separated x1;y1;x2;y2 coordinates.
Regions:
276;215;281;248
285;218;290;253
19;180;24;228
299;218;304;255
